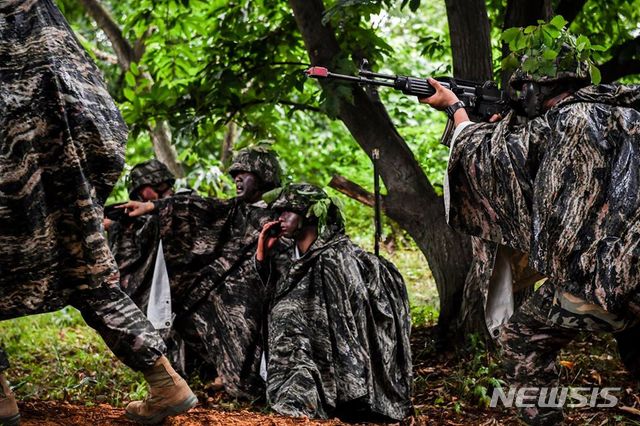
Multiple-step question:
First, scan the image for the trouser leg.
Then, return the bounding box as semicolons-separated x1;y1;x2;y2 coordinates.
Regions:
499;283;575;425
174;289;264;400
69;285;166;372
613;321;640;380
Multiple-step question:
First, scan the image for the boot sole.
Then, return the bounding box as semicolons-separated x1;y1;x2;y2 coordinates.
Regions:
125;394;197;425
0;413;20;426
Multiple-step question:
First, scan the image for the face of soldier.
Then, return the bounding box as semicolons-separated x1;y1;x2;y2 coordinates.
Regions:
278;211;304;238
234;172;262;203
137;183;173;201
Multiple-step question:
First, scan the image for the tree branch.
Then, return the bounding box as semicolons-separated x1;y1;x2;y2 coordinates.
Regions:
555;0;587;24
77;0;135;70
328;175;385;210
599;36;640;83
75;33;118;65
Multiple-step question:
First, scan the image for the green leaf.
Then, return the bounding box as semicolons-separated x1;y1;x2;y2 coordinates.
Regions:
548;15;567;30
501;27;520;43
123;87;136;102
130;62;140;76
521;56;539;73
523;25;537;34
542;49;558;60
589;63;602;84
125;71;136;87
576;35;590;51
262;187;283;204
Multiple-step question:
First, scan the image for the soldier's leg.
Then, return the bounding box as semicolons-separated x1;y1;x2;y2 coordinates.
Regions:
499;283;576;426
174;293;264;400
69;285;165;371
0;347;19;425
68;285;197;422
613;321;640;379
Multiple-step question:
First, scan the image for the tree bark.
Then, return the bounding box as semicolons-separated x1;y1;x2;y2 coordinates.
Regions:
444;0;493;80
329;175;379;209
77;0;184;177
289;0;473;345
221;122;238;165
556;0;587;24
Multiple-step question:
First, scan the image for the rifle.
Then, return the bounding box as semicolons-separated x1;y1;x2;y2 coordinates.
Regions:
104;202;129;222
305;65;509;125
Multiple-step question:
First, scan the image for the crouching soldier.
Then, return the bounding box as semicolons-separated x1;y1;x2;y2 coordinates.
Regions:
106;159;190;377
256;183;413;422
120;147;282;399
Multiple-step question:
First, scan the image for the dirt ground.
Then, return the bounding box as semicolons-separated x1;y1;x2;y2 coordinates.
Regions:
16;326;640;425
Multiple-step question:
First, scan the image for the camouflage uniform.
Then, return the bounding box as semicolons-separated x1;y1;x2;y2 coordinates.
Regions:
0;0;164;372
108;160;186;375
447;59;640;422
259;184;413;421
151;148;282;398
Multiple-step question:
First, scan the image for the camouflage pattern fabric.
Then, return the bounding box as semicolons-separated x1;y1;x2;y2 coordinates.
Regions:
127;159;175;199
499;281;639;425
153;194;275;398
259;225;413;421
0;0;165;371
448;84;640;315
108;213;186;375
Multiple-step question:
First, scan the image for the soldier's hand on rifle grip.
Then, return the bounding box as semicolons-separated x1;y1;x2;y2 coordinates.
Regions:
257;221;281;262
419;78;471;126
419;78;459;109
116;200;155;217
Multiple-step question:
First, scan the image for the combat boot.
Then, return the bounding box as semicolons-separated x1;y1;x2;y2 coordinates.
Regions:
125;356;197;424
0;374;19;426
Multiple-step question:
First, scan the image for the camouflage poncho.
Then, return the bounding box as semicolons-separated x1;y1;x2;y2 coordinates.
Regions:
153;194;275;398
259;225;413;421
0;0;127;317
448;84;640;315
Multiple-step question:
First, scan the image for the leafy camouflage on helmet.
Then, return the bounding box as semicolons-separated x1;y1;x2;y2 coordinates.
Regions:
501;16;601;87
128;159;176;199
228;147;282;189
265;183;343;233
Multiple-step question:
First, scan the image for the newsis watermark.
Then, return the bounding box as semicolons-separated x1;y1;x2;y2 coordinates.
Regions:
490;387;620;408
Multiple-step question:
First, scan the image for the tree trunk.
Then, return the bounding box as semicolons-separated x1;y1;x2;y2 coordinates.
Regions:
221;122;238;165
444;0;493;80
78;0;184;177
289;0;473;345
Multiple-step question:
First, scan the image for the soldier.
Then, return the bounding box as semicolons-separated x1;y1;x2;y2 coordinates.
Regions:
0;1;196;425
421;25;640;425
120;147;282;399
256;183;413;422
106;160;188;377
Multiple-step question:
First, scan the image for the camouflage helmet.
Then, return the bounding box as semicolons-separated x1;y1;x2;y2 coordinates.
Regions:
509;43;591;88
228;147;282;189
265;183;344;232
502;18;596;89
128;159;175;199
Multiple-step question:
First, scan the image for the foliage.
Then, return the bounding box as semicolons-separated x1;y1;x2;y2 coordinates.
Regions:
501;16;604;84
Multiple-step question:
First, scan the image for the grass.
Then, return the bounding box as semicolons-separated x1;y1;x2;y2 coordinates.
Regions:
0;248;440;407
0;307;146;407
